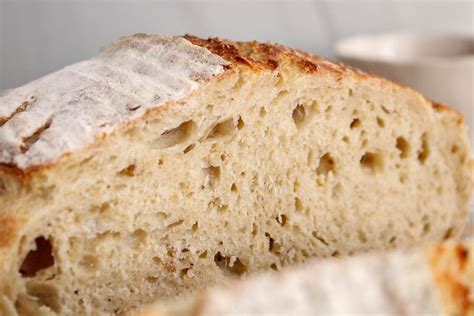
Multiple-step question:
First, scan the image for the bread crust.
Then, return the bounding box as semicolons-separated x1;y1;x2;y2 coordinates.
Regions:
429;242;474;315
0;34;464;180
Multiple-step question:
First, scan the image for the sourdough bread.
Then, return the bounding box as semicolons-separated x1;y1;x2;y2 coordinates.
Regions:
135;240;474;316
0;34;472;315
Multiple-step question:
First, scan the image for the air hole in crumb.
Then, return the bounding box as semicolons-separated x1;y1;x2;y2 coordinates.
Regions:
167;248;175;258
360;152;384;172
166;219;185;229
264;232;281;254
204;166;221;188
423;223;431;235
331;251;340;257
217;204;229;213
342;136;350;144
192;222;199;232
158;159;164;165
146;276;158;283
183;144;195;154
376;116;385;127
444;228;454;240
152;257;162;265
117;164;136;177
20;237;54;277
231;183;238;192
25;282;60;312
292;104;306;127
179;267;192;278
293;179;300;192
252;223;258;236
312;231;329;246
270;263;278;271
389;236;396;244
350;118;361;129
307;150;315;166
399;173;408;183
259;107;267;117
206;104;214;112
131;229;147;247
236;116;245;129
316;153;336;176
155;120;196;149
332;183;342;200
206;118;237;139
294;198;303;212
214;252;247;276
348;89;353;96
417;133;430;163
396;137;410;159
79;255;99;270
199;251;208;259
451;144;459;154
265;233;275;252
381;106;390;114
276;214;288;226
357;229;368;243
229;258;247;275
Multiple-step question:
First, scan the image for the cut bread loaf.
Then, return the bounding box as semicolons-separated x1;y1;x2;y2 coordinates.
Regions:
135;240;474;316
0;33;472;315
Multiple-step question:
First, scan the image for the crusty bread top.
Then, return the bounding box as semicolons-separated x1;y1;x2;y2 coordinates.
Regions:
0;33;463;174
0;34;228;171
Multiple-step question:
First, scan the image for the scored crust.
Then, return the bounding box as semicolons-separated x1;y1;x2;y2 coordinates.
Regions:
0;33;463;180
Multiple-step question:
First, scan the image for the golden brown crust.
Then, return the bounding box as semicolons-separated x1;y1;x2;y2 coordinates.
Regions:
182;35;463;123
183;34;341;74
429;242;474;316
0;34;465;180
431;101;464;124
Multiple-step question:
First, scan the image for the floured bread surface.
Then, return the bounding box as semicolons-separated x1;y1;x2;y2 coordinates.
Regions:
0;34;472;315
0;34;228;169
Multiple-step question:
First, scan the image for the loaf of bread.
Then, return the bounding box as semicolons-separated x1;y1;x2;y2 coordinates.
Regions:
135;240;474;316
0;34;472;315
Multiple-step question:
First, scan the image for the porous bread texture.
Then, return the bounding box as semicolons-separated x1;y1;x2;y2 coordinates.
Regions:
135;240;474;316
0;34;472;315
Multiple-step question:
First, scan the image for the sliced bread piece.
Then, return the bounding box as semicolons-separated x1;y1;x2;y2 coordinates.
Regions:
0;34;472;315
135;240;474;316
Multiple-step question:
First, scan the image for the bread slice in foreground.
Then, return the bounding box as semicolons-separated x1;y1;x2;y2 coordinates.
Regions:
135;240;474;316
0;34;472;315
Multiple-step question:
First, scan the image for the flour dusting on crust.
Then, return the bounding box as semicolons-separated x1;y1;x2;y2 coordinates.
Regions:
0;34;228;170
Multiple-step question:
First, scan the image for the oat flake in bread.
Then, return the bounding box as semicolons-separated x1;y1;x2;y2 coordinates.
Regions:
0;33;472;315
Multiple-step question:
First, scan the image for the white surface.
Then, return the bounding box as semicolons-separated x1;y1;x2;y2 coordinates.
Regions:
1;0;473;91
0;34;227;169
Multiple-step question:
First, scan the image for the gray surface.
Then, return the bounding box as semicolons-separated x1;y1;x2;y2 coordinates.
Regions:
1;0;473;90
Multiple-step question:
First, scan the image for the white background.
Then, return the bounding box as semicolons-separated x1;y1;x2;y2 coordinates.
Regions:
0;0;473;90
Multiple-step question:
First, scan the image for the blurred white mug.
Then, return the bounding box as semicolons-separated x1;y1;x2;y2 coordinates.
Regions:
335;32;474;149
